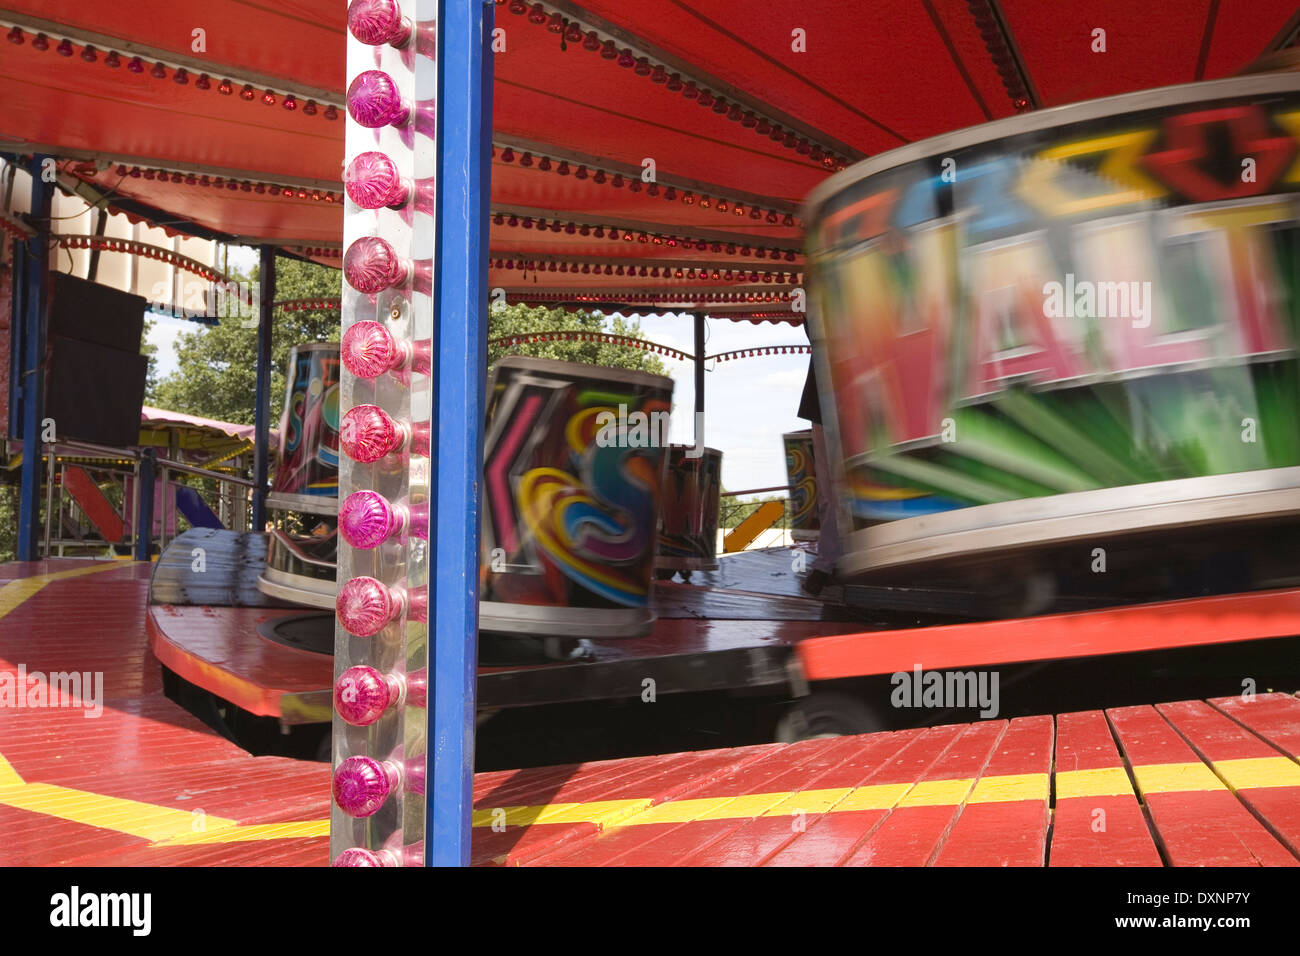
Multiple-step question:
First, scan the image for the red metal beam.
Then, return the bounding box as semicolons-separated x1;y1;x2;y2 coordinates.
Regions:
798;588;1300;681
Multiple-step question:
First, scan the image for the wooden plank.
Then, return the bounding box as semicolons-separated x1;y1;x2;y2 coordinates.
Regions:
473;746;781;866
1157;699;1300;857
763;724;965;865
1209;692;1300;758
839;720;1005;866
1050;710;1162;867
528;736;877;866
676;731;923;866
933;715;1052;866
1107;704;1297;867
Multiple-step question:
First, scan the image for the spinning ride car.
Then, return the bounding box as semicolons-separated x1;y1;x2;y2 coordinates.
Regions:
257;342;342;607
804;73;1300;588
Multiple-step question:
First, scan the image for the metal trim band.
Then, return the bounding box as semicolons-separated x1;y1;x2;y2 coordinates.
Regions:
838;467;1300;575
804;73;1300;223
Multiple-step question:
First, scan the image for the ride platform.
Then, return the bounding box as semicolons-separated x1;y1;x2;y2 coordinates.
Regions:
4;557;1299;866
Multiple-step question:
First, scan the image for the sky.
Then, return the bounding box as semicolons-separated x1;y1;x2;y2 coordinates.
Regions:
147;246;812;495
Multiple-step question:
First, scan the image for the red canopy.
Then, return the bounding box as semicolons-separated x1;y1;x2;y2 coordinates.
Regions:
3;0;1297;324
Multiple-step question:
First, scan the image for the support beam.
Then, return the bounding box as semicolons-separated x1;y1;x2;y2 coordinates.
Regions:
16;154;52;562
694;312;706;440
251;246;275;532
134;449;155;561
428;0;492;867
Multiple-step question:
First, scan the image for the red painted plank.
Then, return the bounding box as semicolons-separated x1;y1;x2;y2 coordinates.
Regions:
474;746;783;866
839;721;1005;866
1210;693;1300;759
763;724;966;866
677;730;925;866
528;735;885;866
932;715;1052;866
1050;710;1161;867
1108;705;1297;867
1157;699;1300;857
798;589;1300;680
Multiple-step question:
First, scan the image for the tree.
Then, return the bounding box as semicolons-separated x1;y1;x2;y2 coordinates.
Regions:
151;255;340;425
487;303;666;376
152;262;668;425
140;315;160;395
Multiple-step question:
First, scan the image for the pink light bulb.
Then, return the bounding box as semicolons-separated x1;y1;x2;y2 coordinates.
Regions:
333;756;400;816
341;405;430;462
342;321;432;379
339;490;407;548
342;321;407;378
335;664;403;725
344;152;409;209
347;70;409;128
347;0;412;47
337;576;405;636
344;236;407;294
340;404;405;462
332;847;400;867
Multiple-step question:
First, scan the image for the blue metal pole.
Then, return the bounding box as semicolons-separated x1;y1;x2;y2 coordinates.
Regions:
134;448;155;561
17;155;52;562
428;0;492;866
251;246;275;532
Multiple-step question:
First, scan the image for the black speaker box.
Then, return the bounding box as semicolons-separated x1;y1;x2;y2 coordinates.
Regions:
43;273;149;446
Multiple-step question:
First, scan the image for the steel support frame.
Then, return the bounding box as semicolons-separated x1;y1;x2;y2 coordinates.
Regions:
426;0;493;866
252;245;275;532
16;155;52;562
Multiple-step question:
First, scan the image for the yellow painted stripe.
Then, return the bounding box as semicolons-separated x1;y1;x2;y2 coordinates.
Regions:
0;782;239;843
1132;761;1226;795
1212;757;1300;792
760;787;855;817
0;561;128;619
0;752;25;789
900;777;976;807
968;772;1049;804
470;798;652;829
808;781;911;812
1056;767;1134;799
155;819;330;846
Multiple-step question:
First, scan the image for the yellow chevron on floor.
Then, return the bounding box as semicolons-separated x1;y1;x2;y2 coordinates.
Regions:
155;820;331;846
0;748;323;847
0;561;129;620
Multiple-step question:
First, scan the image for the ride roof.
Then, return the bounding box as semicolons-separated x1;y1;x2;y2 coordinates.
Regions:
2;0;1296;325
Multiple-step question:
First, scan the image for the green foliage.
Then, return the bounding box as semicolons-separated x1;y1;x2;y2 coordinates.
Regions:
150;263;668;426
140;316;159;395
487;303;666;376
150;256;340;425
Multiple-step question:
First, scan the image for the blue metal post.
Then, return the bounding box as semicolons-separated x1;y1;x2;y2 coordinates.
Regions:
134;448;155;561
428;0;492;866
251;246;275;532
16;155;52;562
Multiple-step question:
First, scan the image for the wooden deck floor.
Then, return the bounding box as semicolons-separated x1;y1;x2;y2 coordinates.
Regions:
3;558;1297;867
0;560;330;865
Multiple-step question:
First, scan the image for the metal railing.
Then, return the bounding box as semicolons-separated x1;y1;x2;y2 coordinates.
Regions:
37;440;254;558
719;485;793;549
